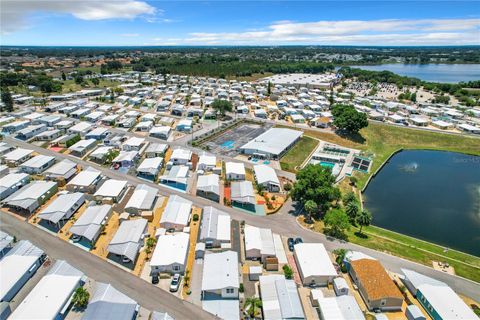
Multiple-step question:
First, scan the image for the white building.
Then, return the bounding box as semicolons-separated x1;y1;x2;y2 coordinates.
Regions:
19;155;55;174
259;275;304;320
244;225;276;262
150;232;190;275
253;164;280;192
294;243;337;286
199;206;231;248
9;260;84;320
0;173;30;200
124;184;158;215
201;250;239;299
159;195;192;230
225;162;245;180
0;240;44;302
240;128;303;159
94;179;128;203
316;295;365;320
66;166;102;193
108;218;148;263
37;192;85;228
69;204;113;245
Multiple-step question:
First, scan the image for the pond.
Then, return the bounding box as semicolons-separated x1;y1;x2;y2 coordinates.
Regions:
349;64;480;83
363;150;480;256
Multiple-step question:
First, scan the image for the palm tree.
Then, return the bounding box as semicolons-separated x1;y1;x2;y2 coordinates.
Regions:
72;287;90;309
345;201;360;223
357;209;373;235
304;200;318;221
244;296;262;319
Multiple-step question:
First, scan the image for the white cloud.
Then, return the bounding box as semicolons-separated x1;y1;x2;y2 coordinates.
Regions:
1;0;156;34
181;18;480;46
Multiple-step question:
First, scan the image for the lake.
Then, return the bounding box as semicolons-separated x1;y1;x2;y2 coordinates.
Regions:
363;150;480;256
350;64;480;83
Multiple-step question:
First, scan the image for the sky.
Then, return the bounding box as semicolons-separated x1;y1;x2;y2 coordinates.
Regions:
1;1;479;46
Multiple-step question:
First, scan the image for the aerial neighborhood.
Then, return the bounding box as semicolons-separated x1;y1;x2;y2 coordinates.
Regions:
0;58;478;320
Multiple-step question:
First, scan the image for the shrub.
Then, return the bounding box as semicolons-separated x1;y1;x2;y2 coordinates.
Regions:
192;213;199;222
239;283;244;293
283;264;293;279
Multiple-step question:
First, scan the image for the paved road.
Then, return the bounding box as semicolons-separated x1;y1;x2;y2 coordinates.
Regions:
0;212;215;320
6;136;480;302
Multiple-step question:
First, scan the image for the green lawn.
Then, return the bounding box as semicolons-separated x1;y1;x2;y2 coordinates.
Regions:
279;136;319;172
278;122;480;189
305;219;480;283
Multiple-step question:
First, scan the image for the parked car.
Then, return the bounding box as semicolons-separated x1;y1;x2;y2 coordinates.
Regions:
287;238;295;251
152;274;159;285
294;237;303;245
170;274;181;292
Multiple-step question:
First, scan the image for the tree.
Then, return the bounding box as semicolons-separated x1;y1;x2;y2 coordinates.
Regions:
90;78;100;86
357;209;373;235
332;104;369;134
291;164;340;213
342;191;357;206
283;264;294;279
72;287;90;309
211;99;233;117
61;71;66;81
345;201;360;223
244;297;262;319
74;75;84;85
323;209;350;240
1;90;14;112
267;81;272;95
304;200;318;220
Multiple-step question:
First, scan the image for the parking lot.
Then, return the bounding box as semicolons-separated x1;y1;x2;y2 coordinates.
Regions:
200;122;272;157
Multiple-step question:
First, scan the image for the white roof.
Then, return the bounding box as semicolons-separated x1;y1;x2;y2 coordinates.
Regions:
240;128;302;156
198;153;216;167
0;240;44;302
69;205;112;241
196;174;220;194
123;136;145;147
317;295;364;320
231;181;255;204
69;121;92;132
125;184;157;211
199;206;230;242
69;138;96;152
82;283;138;320
294;243;337;278
253;164;279;185
67;167;101;187
4;181;57;206
86;127;109;137
0;172;29;192
149;126;171;135
95;179;127;198
244;225;275;257
402;269;476;320
202;299;239;320
202;250;239;291
225;162;245;175
10;260;83;320
170;148;192;161
137;157;163;172
3;148;33;162
37;192;85;224
45;159;76;176
150;232;190;267
259;275;304;320
90;146;113;158
108;219;148;261
20;155;54;169
113;151;138;162
160;195;192;227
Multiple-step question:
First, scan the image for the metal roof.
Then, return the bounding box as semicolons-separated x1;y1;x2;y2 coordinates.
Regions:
67;166;101;187
19;155;55;170
230;181;255;204
3;181;57;210
82;283;137;320
202;250;239;291
125;184;157;211
94;179;128;198
44;159;77;176
199;206;230;242
259;275;304;320
196;174;220;195
108;219;148;261
150;232;190;267
69;205;112;241
37;192;85;224
240;128;302;156
160;195;192;227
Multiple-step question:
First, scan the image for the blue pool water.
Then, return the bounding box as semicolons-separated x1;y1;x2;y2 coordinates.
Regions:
263;160;270;165
320;161;335;168
221;140;235;149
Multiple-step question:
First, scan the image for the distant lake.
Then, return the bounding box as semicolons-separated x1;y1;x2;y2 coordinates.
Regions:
363;150;480;256
350;64;480;83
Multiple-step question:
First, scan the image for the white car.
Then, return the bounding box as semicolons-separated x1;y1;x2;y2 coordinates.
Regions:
170;274;181;292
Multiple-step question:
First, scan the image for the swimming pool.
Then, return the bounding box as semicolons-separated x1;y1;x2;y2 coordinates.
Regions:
220;140;235;149
320;161;335;169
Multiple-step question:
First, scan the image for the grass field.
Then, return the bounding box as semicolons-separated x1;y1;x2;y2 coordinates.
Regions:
302;218;480;283
279;122;480;188
61;79;121;93
279;136;319;172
